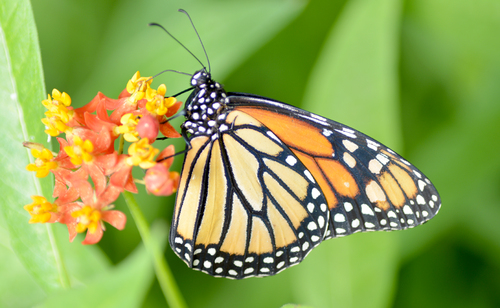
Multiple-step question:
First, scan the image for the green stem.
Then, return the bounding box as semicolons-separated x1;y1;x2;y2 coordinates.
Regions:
118;135;125;155
123;191;187;308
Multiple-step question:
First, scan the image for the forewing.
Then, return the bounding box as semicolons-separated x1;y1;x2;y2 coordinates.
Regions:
229;93;441;240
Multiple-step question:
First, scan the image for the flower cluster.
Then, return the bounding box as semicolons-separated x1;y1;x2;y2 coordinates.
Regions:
24;72;181;244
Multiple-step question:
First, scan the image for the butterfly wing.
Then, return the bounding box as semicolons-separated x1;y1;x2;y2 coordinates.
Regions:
227;93;441;240
170;109;329;279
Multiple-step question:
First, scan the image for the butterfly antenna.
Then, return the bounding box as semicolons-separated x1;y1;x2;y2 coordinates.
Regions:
178;9;211;74
151;69;192;80
149;22;206;69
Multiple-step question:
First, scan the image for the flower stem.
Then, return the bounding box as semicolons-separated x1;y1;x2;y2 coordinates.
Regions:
123;191;187;308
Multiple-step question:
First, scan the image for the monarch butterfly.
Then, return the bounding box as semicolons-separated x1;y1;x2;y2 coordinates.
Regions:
160;11;441;280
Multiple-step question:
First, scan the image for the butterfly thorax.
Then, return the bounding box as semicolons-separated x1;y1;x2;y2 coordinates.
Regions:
183;69;229;137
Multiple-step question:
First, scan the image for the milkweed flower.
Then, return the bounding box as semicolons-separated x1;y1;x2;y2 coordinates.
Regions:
23;71;183;244
59;182;126;244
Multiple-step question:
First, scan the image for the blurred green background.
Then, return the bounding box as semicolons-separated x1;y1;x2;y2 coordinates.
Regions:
2;0;500;307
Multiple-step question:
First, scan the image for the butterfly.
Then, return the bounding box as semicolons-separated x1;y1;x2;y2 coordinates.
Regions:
159;12;441;280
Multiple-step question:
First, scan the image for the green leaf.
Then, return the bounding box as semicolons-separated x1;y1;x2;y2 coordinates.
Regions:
303;0;402;148
0;243;46;307
0;0;69;291
295;0;402;307
281;304;315;308
39;220;169;308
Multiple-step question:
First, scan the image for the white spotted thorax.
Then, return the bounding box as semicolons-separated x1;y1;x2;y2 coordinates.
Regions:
183;69;228;136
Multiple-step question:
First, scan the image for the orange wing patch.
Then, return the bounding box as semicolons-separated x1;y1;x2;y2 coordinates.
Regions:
387;163;418;200
317;158;360;200
292;150;339;209
378;170;405;209
235;107;334;157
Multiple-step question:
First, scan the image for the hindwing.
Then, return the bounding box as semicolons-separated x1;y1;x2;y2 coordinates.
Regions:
170;110;329;279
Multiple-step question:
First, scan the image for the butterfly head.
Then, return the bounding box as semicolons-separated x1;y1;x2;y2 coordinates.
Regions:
190;68;210;87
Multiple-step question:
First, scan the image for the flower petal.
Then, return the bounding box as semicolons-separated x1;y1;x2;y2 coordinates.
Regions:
101;210;127;230
159;122;181;138
82;226;103;245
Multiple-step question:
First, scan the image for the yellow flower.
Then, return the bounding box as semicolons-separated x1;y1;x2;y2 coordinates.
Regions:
41;89;74;136
126;71;153;104
126;138;159;169
24;196;58;224
25;146;58;178
64;136;94;166
72;205;102;234
146;84;177;116
114;113;140;142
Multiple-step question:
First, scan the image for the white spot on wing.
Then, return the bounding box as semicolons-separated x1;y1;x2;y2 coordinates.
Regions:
286;155;297;166
403;205;413;215
266;131;281;143
311;188;321;199
307;203;315;213
323;129;333;137
367;139;380;151
365;222;375;228
320;203;327;212
361;204;374;216
416;195;426;205
334;213;346;222
343;152;356;168
335;128;356;138
307;221;317;231
376;153;390;165
342;139;359;152
344;202;353;212
369;159;383;174
304;170;315;183
418;180;427;191
215;257;224;263
264;257;274;264
351;219;360;228
318;216;325;228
